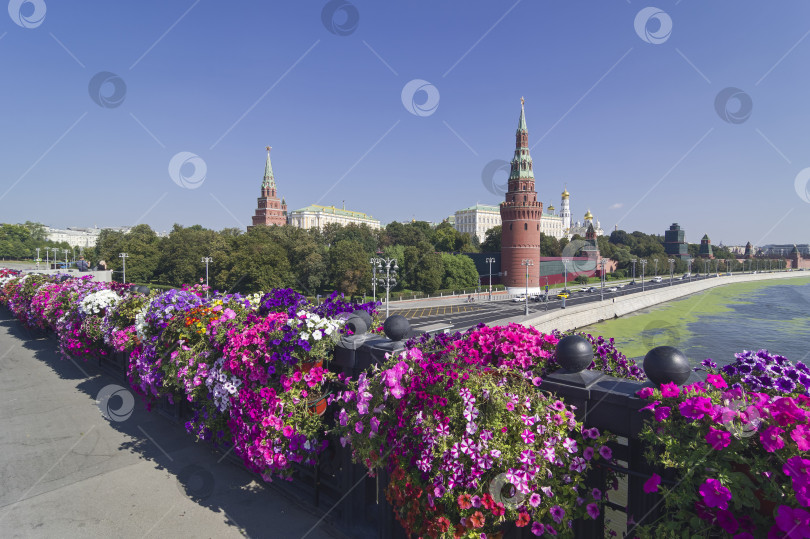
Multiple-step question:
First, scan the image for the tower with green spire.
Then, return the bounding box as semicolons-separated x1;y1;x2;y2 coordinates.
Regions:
250;146;288;229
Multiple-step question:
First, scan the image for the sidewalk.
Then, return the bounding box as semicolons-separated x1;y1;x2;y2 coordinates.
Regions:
0;310;348;539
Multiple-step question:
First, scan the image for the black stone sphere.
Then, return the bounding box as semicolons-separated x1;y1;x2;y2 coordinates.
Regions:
644;346;691;386
351;309;372;328
555;335;595;373
129;285;139;292
383;315;410;342
345;314;368;336
136;285;150;295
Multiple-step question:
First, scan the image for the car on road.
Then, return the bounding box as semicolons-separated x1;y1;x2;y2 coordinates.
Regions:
651;277;663;283
629;280;637;286
607;287;618;292
513;294;527;303
556;290;570;299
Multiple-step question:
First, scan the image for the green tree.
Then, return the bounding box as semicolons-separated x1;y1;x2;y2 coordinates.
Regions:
415;252;444;293
328;239;372;296
480;226;501;252
228;227;292;292
441;253;479;290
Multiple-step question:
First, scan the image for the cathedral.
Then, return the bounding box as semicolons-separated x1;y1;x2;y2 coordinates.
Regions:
541;188;604;240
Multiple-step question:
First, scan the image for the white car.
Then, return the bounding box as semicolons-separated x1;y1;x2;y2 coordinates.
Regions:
607;287;618;292
513;295;526;303
651;277;663;283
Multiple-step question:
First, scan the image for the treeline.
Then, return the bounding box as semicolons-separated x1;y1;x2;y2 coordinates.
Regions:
0;222;73;259
91;221;482;296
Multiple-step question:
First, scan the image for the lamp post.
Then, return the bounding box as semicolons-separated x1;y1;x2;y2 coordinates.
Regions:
202;257;212;297
119;253;129;284
640;259;647;291
630;259;637;283
599;259;606;301
522;259;534;316
63;249;69;269
369;256;380;302
45;248;49;269
654;258;659;278
687;259;693;280
485;257;495;301
35;248;41;270
51;248;59;269
563;260;568;291
668;258;675;286
375;257;398;318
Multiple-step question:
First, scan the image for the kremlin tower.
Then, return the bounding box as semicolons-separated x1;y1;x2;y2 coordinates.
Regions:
249;147;287;229
500;98;542;293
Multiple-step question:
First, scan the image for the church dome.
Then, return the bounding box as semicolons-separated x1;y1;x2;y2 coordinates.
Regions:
561;188;570;199
584;210;593;220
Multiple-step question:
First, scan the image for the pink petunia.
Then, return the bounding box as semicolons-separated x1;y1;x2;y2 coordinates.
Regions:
774;505;810;538
636;387;654;399
660;382;680;398
698;478;732;510
643;473;661;494
760;425;785;453
654;406;671;422
792;425;810;451
705;427;732;450
705;374;728;389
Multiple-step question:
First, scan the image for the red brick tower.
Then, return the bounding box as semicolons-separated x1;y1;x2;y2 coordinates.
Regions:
249;146;287;230
500;98;542;292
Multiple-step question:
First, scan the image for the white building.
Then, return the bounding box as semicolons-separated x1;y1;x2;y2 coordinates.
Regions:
454;204;501;240
289;204;380;230
46;226;132;248
568;210;605;238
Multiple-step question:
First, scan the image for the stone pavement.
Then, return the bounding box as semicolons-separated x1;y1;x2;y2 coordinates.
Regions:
0;309;350;539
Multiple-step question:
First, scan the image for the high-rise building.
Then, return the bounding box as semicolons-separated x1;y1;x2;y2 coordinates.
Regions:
664;223;689;259
500;98;542;293
249;147;287;229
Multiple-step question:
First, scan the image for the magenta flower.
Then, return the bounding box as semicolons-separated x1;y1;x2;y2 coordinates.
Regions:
775;505;810;538
583;447;594;461
530;522;544;536
698;478;731;510
528;492;541;507
792;424;810;451
715;509;738;534
760;425;785;452
550;505;565;523
660;382;680;398
598;446;612;460
586;503;600;519
643;473;660;494
640;400;661;413
521;429;535;445
705;373;728;389
654;406;671;422
592;488;602;500
705;427;732;450
354;421;364;434
636;387;654;399
678;396;714;421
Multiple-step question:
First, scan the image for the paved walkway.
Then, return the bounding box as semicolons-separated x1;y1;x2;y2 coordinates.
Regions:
0;309;349;539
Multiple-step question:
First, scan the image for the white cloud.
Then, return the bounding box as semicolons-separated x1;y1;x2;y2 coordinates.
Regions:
609;203;624;210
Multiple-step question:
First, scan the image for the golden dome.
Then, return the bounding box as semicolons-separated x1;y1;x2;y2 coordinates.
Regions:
584;210;593;220
561;188;570;199
548;204;555;211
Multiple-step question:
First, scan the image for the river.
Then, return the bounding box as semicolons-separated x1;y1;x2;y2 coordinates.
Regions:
581;276;810;367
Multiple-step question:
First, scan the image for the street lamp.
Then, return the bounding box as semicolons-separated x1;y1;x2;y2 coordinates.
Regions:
640;259;647;291
485;257;495;301
45;248;49;269
35;248;41;270
668;258;675;285
119;253;129;284
370;257;381;302
63;249;69;269
654;258;659;278
202;257;212;297
375;257;398;318
687;259;693;280
563;260;568;291
599;259;606;301
630;259;637;283
521;259;534;316
51;248;59;268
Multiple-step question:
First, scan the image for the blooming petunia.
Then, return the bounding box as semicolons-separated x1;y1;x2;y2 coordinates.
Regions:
550;505;565;523
705;373;728;389
698;478;732;510
530;522;544;536
774;505;810;538
598;446;612;460
636;387;654;399
760;425;785;453
643;473;661;494
706;427;732;450
586;503;600;519
660;382;680;398
654;406;671;422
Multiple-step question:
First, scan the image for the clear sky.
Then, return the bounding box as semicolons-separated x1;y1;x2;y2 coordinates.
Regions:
2;1;809;246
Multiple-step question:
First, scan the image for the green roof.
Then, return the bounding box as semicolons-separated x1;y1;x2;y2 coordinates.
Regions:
457;204;500;213
262;150;275;189
290;204;377;220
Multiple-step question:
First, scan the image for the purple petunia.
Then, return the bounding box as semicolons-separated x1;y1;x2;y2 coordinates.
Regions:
550;505;565;523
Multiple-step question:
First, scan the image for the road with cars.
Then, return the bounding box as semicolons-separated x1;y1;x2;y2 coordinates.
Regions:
390;273;752;332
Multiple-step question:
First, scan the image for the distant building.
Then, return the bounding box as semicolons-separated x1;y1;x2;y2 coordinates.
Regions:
663;223;690;259
698;234;714;259
289;204;380;230
540;201;565;240
249;147;287;229
761;243;810;257
46;226;131;248
454;204;500;240
568;209;605;239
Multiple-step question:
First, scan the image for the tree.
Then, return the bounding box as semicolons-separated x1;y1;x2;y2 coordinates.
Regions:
228;227;292;292
328;239;372;296
155;224;218;287
540;233;561;257
480;226;501;253
118;224;161;283
415;252;444;293
441;253;479;290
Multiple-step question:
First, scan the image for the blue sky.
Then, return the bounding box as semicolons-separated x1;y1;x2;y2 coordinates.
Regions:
2;1;809;245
